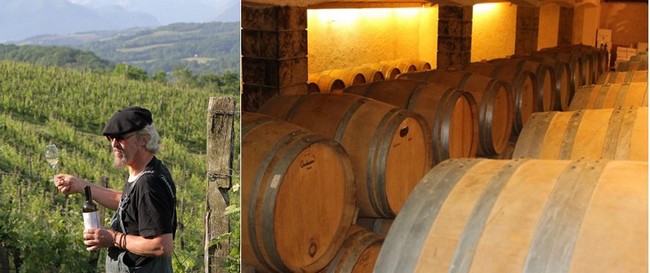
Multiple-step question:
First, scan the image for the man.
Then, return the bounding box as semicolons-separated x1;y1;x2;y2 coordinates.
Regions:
53;106;177;273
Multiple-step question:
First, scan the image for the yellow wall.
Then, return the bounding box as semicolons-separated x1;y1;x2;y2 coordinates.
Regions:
471;3;517;62
573;5;600;46
307;7;438;73
538;3;560;49
419;6;438;69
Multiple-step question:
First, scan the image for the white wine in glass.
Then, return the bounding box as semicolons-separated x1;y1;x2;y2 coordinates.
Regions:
45;144;59;170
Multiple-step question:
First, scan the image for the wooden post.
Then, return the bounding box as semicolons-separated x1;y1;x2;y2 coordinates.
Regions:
0;246;9;273
205;96;236;273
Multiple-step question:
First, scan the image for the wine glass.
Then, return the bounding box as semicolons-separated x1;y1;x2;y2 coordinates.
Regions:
45;144;59;170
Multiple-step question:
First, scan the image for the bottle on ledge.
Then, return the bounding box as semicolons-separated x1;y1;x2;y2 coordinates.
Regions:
83;186;101;229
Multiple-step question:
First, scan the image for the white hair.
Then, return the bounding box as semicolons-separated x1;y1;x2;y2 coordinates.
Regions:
140;124;160;154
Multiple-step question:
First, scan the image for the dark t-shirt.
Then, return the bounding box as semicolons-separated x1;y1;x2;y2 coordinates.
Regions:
116;156;177;266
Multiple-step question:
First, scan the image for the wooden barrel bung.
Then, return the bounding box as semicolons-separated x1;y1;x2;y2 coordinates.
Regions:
344;79;479;164
512;107;648;161
375;158;648;273
398;69;514;157
241;112;357;272
258;93;433;218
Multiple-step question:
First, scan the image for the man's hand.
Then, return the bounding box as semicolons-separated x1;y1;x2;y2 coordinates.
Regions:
52;174;87;195
83;228;116;252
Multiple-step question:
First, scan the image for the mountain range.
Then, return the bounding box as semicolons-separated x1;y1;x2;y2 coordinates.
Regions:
0;0;240;42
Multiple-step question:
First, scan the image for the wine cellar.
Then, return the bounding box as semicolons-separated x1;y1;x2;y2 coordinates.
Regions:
240;0;648;272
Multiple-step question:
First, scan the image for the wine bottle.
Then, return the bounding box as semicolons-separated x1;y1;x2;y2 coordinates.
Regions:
83;186;101;229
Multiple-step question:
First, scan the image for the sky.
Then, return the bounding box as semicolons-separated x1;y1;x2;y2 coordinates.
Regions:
0;0;240;42
64;0;239;24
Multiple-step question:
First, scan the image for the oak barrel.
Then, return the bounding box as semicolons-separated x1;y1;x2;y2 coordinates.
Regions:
413;60;432;71
490;57;556;112
344;79;479;164
568;82;648;110
375;158;648;273
398;69;514;156
309;71;346;93
258;93;433;218
617;53;648;72
241;112;357;272
329;69;367;87
512;107;648;161
464;61;538;135
320;225;383;273
524;53;574;110
353;66;384;83
598;70;648;84
364;63;401;80
546;44;600;85
392;60;417;75
536;49;583;95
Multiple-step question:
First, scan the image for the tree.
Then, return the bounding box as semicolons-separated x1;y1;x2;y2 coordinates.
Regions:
112;63;147;81
153;71;168;84
172;66;196;88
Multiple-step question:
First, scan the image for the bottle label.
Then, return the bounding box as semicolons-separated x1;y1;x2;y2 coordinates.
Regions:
83;212;101;229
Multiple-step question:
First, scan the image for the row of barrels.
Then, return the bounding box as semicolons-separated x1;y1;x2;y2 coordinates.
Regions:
242;108;648;273
384;42;648;272
307;59;432;93
242;45;646;272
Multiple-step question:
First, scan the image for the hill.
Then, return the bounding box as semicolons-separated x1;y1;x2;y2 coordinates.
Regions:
0;44;113;71
17;22;240;76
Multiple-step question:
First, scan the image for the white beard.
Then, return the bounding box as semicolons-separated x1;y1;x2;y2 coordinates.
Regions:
113;150;128;168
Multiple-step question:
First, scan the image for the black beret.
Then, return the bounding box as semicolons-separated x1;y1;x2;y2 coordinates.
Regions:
102;106;153;136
